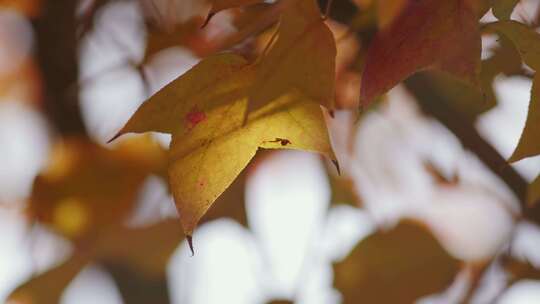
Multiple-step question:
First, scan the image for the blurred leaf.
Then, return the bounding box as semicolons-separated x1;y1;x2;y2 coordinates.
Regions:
96;219;184;277
328;170;361;206
7;255;90;304
0;0;41;17
503;255;540;282
360;0;481;106
209;0;262;15
144;17;206;62
420;70;493;119
478;35;523;109
510;73;540;161
492;0;519;20
248;0;336;114
486;21;540;71
529;175;540;207
0;60;42;104
266;300;294;304
29;136;166;239
481;21;540;161
333;220;460;304
376;0;407;29
114;53;335;236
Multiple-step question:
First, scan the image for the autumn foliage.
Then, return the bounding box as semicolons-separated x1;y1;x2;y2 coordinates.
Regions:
2;0;540;303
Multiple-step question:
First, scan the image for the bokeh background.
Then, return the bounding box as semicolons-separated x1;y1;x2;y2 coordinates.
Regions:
1;0;540;303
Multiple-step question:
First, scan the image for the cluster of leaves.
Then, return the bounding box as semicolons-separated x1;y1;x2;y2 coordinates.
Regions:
115;0;540;240
5;0;540;303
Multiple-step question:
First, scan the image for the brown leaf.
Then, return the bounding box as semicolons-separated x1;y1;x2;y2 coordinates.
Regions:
333;220;460;304
529;175;540;207
492;0;520;20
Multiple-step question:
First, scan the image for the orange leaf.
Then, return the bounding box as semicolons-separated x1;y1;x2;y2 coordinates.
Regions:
360;0;481;106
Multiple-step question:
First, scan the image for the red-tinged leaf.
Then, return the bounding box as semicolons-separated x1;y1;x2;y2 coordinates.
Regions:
360;0;481;106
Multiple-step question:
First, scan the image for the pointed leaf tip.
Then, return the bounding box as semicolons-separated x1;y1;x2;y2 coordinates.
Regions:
107;132;122;144
186;235;195;256
332;159;341;175
201;12;215;28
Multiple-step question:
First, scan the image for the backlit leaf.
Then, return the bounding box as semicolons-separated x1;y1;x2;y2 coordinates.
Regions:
333;220;460;304
248;0;336;113
360;0;481;106
114;53;335;235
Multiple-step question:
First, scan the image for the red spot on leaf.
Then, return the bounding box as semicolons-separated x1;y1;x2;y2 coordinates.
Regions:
185;107;207;130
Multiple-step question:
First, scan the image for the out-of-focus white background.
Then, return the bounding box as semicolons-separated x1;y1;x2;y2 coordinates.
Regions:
1;0;540;303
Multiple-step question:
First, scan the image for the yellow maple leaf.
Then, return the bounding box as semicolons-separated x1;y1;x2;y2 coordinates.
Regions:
248;0;336;114
114;53;335;236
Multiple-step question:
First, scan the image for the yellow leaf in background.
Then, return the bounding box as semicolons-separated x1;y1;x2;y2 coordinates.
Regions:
530;175;540;207
333;220;460;304
483;21;540;161
7;255;90;304
114;53;335;235
248;0;336;114
492;0;519;20
30;136;166;239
